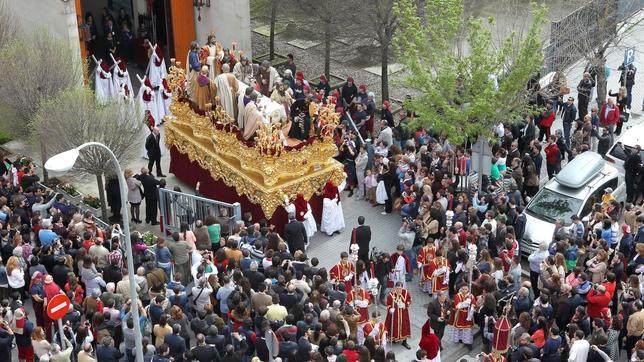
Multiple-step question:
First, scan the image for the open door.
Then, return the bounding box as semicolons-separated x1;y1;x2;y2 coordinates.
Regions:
75;0;87;58
168;0;196;61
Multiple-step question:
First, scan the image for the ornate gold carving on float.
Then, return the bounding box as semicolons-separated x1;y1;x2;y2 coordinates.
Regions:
163;65;344;217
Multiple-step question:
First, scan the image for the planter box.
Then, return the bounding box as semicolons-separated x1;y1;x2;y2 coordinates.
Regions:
56;188;83;205
79;202;102;219
252;53;289;70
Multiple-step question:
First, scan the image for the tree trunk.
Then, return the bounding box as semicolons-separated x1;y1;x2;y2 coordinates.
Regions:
324;20;331;79
96;173;109;221
269;0;277;60
596;55;607;107
417;0;427;27
381;42;390;101
39;141;49;181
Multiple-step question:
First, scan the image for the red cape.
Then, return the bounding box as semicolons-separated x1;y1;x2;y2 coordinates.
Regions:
419;319;440;358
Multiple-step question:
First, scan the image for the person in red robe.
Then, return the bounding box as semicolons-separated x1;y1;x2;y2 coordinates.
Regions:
361;311;386;347
385;282;412;349
346;284;371;325
419;319;441;361
453;284;476;350
480;352;508;362
428;251;450;296
330;252;355;294
418;241;436;294
293;193;307;222
389;244;411;289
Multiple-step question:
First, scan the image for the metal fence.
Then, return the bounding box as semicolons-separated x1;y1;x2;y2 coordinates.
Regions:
35;182;124;246
543;0;644;74
158;188;242;235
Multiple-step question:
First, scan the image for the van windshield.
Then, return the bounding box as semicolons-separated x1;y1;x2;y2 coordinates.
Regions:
526;188;583;224
609;143;644;161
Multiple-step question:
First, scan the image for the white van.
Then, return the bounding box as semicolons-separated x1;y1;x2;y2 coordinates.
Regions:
606;123;644;175
520;152;625;256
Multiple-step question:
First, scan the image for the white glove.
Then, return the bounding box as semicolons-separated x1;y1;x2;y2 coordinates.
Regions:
355;299;368;308
417;262;422;269
397;301;405;309
389;308;395;314
344;273;353;282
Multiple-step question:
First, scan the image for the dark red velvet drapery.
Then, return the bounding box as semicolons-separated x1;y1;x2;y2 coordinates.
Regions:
169;146;323;234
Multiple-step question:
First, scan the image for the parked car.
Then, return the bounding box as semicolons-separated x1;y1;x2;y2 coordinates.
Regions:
605;123;644;175
520;152;625;256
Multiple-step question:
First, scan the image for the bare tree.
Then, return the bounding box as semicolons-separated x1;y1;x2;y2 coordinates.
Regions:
32;88;142;218
253;0;281;60
551;0;644;105
0;30;83;178
366;0;398;101
299;0;346;79
0;0;17;49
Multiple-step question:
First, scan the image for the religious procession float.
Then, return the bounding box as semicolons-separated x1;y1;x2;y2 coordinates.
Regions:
162;58;344;227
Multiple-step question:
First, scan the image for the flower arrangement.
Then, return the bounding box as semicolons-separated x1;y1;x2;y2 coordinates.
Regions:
17;156;33;167
81;195;101;209
141;231;158;246
59;183;80;197
42;177;62;189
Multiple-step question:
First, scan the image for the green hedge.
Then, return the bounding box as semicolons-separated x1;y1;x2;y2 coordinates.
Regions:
0;131;12;144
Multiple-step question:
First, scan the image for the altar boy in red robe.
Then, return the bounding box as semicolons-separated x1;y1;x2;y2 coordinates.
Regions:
389;244;411;289
418;239;436;294
427;251;450;297
453;284;476;350
330;252;355;294
347;284;371;325
385;282;412;349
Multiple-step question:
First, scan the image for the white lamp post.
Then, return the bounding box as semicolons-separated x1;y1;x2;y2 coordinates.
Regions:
45;142;143;362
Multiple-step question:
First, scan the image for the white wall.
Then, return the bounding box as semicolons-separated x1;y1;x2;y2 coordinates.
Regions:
194;0;252;59
9;0;81;60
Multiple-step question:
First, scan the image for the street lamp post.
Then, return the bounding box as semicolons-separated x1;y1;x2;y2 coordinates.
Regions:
45;142;143;362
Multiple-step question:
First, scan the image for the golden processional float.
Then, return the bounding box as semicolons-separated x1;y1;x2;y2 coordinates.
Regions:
163;59;344;220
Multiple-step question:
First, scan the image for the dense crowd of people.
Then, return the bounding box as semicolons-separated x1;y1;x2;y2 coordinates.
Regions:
2;17;644;361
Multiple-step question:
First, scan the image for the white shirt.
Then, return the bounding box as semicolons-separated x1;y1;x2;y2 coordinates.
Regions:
8;268;24;288
568;339;589;362
376;126;393;148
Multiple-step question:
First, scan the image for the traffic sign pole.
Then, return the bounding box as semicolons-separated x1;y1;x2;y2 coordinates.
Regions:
57;319;69;349
46;293;71;350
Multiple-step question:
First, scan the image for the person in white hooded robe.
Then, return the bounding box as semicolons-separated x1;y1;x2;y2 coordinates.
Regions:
320;180;345;236
94;58;116;104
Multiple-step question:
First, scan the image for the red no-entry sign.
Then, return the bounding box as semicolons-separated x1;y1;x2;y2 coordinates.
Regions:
47;294;71;320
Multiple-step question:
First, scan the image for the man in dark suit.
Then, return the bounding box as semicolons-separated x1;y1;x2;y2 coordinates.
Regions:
561;96;577;149
188;333;221;362
426;291;451;342
164;324;186;362
145;126;166;177
283;212;307;253
139;167;160;225
353;216;371;264
96;336;123;362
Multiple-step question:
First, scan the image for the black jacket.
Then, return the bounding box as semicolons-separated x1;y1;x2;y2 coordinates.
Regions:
96;345;123;362
283;220;307;253
189;344;221;362
427;297;450;330
140;174;160;200
562;103;577;124
354;225;371;256
145;133;162;159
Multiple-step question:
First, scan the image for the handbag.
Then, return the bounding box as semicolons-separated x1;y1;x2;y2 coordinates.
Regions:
620;111;630;123
375;180;388;204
